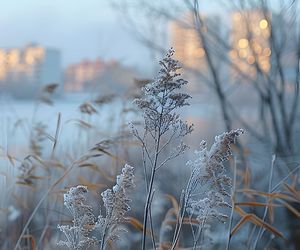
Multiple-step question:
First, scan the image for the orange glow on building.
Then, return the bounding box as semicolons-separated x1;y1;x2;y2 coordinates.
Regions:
0;44;60;87
170;12;221;91
230;10;272;76
64;59;105;91
170;14;205;71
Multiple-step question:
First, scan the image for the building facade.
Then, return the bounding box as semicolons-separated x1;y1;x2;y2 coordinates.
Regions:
64;59;138;96
170;13;206;71
64;59;105;92
170;13;221;92
0;43;61;96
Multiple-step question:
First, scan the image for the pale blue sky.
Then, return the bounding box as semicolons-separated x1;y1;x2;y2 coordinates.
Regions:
0;0;219;73
0;1;152;70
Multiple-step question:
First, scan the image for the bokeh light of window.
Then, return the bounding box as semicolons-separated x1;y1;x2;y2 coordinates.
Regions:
259;19;268;29
238;38;249;49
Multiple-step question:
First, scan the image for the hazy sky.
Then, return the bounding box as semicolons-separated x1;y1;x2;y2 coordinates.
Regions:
0;1;153;70
0;0;219;73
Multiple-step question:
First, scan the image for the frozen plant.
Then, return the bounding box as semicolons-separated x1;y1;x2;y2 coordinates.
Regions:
171;129;244;249
131;48;193;250
57;185;97;250
95;164;135;250
134;48;192;138
58;164;134;250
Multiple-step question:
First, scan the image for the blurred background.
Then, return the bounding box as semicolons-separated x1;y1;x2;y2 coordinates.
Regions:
1;0;300;249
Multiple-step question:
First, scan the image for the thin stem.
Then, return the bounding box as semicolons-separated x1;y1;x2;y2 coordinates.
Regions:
142;127;162;250
171;174;195;250
171;190;185;245
193;214;207;250
252;155;276;250
100;230;106;250
226;156;237;250
14;162;77;250
142;167;157;250
149;190;156;250
142;147;149;192
142;88;171;249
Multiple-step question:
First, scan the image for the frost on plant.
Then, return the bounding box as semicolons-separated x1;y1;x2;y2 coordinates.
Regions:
133;48;193;149
58;164;134;250
132;48;193;249
186;129;243;222
95;164;135;248
57;185;97;250
181;129;243;248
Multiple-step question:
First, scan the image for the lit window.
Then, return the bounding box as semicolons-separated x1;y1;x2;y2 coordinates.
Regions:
259;19;268;29
253;44;262;54
247;56;255;64
261;63;270;72
263;48;271;57
229;50;238;59
239;49;248;58
238;39;249;49
259;59;270;72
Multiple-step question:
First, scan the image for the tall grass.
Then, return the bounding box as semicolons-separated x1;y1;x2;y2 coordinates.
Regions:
0;50;299;250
